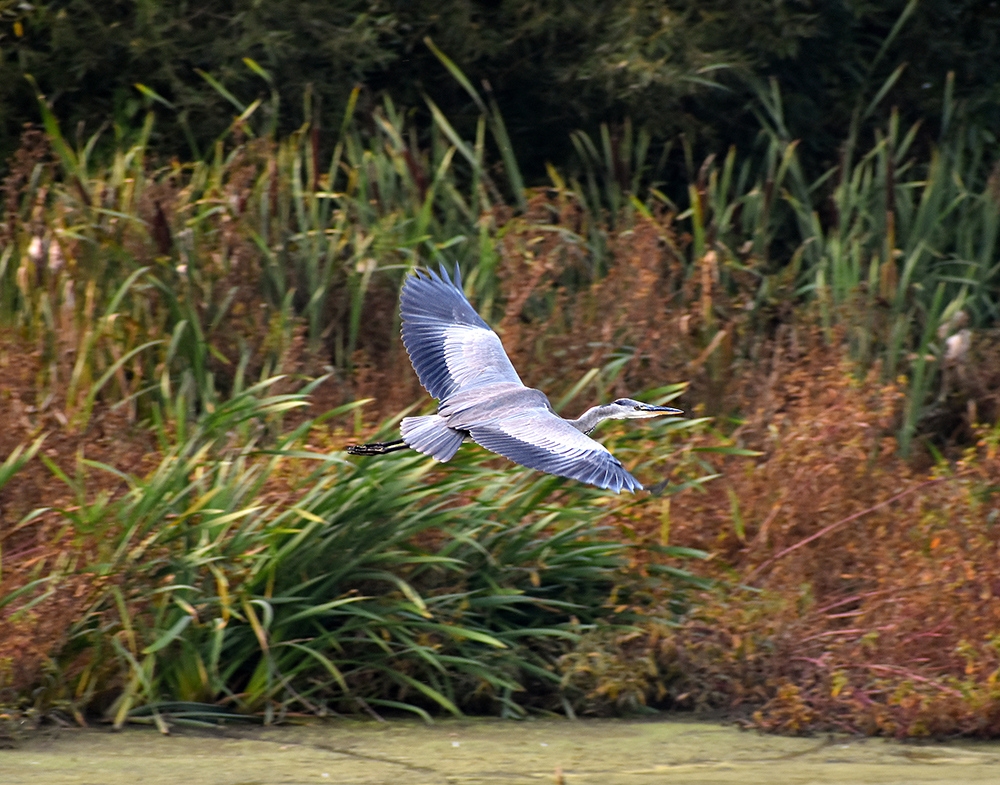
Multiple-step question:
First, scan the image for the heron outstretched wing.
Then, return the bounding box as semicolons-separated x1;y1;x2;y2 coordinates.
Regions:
400;266;523;402
397;265;646;493
465;410;644;493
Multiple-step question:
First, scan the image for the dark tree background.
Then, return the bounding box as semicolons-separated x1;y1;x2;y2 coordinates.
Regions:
1;1;998;178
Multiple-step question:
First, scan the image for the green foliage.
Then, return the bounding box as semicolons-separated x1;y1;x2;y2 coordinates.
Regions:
17;0;996;183
669;75;1000;454
3;33;1000;732
0;0;400;160
42;378;706;725
0;75;526;425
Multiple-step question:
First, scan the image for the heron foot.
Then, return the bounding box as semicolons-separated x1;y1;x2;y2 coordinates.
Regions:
346;439;409;456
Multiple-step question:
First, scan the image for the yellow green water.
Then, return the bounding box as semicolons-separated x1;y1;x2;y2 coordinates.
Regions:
3;718;1000;784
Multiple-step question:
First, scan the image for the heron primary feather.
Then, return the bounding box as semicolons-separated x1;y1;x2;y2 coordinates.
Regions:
347;265;681;492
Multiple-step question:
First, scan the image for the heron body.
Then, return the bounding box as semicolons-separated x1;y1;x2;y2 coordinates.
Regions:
347;266;681;493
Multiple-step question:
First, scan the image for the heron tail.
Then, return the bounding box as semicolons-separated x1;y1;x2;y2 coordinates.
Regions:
400;415;465;462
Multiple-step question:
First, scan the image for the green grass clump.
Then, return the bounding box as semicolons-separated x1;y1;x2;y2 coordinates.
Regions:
668;75;1000;454
26;377;705;728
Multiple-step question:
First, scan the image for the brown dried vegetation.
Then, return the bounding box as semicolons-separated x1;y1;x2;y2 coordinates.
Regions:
453;193;1000;736
0;330;154;703
593;334;1000;736
332;188;1000;736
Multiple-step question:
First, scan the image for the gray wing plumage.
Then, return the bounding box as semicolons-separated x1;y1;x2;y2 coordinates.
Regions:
400;266;523;401
442;386;643;493
467;411;643;493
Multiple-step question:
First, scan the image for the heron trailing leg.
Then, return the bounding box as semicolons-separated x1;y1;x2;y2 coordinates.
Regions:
346;439;410;456
346;415;466;461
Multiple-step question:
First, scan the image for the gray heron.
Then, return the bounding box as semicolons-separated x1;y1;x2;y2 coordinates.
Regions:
347;265;681;492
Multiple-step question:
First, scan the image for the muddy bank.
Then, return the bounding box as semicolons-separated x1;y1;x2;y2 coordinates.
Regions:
3;718;1000;784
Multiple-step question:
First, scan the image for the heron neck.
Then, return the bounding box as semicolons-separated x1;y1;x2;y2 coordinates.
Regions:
568;405;614;435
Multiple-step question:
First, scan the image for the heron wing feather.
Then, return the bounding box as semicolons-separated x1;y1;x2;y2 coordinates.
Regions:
401;267;522;401
467;411;643;493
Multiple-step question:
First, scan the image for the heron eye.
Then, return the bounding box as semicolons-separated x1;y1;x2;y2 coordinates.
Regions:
634;404;642;410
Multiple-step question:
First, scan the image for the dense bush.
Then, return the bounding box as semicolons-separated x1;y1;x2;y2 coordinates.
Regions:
3;1;999;180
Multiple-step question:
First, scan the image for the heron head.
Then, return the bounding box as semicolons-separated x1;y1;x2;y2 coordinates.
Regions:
608;398;683;420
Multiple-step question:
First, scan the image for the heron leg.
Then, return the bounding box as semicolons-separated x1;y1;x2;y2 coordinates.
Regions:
346;439;410;456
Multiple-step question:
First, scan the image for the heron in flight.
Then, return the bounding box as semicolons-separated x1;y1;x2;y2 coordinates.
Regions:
347;266;681;492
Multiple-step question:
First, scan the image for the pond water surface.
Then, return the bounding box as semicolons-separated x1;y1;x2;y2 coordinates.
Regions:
3;717;1000;784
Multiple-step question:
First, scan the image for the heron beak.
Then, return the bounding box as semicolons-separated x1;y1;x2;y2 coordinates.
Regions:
638;404;683;416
